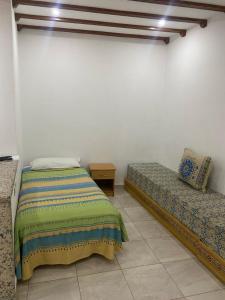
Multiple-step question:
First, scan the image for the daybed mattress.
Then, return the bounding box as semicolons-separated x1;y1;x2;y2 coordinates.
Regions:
127;162;225;260
15;167;127;280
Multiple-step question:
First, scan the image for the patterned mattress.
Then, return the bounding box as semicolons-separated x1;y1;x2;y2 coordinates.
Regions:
15;167;128;280
127;163;225;260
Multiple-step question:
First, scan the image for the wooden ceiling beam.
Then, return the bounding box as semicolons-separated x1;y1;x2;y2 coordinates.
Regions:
15;13;187;37
13;0;207;28
17;24;170;44
129;1;225;13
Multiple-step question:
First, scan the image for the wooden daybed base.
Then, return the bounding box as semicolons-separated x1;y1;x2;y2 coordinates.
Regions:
124;177;225;283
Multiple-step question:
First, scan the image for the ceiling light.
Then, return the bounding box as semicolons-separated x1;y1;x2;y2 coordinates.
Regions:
52;8;60;17
158;19;166;27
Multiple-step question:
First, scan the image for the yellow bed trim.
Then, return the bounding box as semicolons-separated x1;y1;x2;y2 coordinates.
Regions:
22;240;122;281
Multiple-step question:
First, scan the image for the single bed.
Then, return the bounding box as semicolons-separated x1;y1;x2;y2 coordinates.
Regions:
125;162;225;282
15;167;128;281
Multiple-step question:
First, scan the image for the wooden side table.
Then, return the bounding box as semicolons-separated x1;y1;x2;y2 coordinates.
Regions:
89;163;116;196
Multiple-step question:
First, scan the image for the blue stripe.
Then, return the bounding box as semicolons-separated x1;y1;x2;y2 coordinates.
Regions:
20;182;96;196
22;228;122;258
22;173;88;183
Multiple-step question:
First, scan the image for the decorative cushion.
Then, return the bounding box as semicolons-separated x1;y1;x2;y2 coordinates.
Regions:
178;148;213;192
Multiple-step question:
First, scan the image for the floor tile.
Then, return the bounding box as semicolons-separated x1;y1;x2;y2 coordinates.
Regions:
164;258;221;296
29;264;76;284
116;240;158;269
123;264;183;300
16;281;28;300
75;254;120;276
134;220;170;239
28;278;80;300
146;237;191;263
117;207;132;222
192;258;225;289
124;207;154;222
111;194;141;208
114;186;127;196
78;270;133;300
124;222;143;241
186;289;225;300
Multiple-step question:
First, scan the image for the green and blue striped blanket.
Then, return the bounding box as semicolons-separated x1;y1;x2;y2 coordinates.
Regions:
15;167;128;280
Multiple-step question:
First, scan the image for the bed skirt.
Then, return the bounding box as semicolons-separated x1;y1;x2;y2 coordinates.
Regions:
20;240;122;281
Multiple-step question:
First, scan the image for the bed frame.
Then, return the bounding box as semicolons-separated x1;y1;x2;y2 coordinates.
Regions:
124;177;225;283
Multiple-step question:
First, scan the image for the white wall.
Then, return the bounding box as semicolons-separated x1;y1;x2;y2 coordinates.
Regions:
18;15;225;192
18;31;167;183
12;3;23;159
162;15;225;194
0;0;18;155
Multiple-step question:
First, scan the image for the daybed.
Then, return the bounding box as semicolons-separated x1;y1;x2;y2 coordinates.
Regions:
15;167;127;281
125;162;225;283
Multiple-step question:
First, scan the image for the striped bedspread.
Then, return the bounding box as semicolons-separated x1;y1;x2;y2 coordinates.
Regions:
15;167;128;280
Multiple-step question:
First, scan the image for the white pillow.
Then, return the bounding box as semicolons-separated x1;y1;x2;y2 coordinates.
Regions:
30;157;80;170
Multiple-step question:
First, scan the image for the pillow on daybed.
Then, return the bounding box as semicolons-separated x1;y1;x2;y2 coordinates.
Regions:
30;157;80;170
178;148;212;192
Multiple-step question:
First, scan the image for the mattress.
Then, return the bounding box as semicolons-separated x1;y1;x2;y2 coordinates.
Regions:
127;162;225;260
15;167;127;280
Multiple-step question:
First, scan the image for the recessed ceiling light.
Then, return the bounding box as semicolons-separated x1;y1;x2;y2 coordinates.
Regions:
52;8;60;17
158;19;166;27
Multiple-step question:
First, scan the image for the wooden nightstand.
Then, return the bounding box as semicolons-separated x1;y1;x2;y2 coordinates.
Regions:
89;163;116;196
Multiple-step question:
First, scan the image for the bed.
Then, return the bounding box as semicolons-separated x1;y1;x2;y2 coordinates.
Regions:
125;162;225;283
15;167;128;281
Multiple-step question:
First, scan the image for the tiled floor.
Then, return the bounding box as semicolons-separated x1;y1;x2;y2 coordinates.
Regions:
16;186;225;300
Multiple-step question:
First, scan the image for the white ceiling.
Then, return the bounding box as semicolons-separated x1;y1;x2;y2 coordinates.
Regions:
15;0;225;41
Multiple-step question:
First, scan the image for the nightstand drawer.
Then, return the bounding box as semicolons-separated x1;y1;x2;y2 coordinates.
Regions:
91;170;115;180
